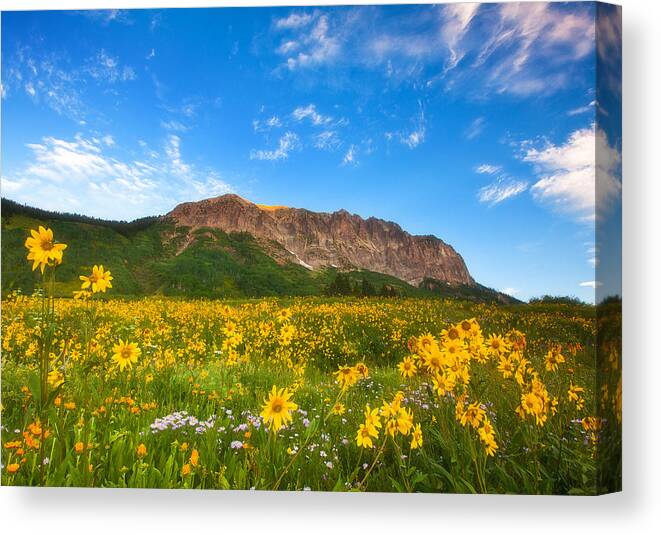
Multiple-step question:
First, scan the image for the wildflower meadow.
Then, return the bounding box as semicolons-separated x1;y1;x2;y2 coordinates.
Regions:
1;226;621;493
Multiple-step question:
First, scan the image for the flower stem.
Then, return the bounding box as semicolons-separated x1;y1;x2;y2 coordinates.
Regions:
358;434;388;489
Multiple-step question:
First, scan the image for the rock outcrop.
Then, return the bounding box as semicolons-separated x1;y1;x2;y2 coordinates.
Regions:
166;194;474;286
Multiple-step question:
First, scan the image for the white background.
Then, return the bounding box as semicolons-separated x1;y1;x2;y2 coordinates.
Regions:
1;0;658;533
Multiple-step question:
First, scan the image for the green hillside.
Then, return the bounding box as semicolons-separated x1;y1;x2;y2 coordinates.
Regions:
1;198;517;303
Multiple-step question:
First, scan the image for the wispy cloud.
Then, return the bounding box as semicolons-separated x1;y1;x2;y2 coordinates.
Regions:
3;47;87;120
464;117;486;140
584;242;598;268
251;104;347;157
275;12;314;30
2;134;232;220
275;13;341;70
161;120;190;132
314;130;341;151
478;178;528;205
86;49;136;83
79;9;133;26
342;144;358;166
252;115;283;132
265;3;594;100
524;124;621;222
164;135;191;177
292;104;332;126
500;287;519;296
3;44;137;122
469;2;594;96
567;100;596;116
597;4;622;96
250;132;299;161
579;280;602;289
475;164;501;175
395;105;426;149
440;2;480;72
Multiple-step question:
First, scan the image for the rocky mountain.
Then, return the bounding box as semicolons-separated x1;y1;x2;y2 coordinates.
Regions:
166;194;474;286
2;197;520;303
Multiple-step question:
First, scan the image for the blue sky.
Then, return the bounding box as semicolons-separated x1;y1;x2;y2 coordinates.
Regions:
1;3;622;302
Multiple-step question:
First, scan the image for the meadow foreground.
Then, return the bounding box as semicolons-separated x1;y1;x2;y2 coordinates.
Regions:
1;283;620;493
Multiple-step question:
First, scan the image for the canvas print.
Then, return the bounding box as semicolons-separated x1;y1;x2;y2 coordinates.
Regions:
0;2;621;494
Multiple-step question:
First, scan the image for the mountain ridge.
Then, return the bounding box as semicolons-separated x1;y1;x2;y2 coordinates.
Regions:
1;196;518;304
166;194;474;286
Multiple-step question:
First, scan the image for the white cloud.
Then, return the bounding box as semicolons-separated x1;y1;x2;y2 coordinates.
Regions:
161;120;190;132
181;103;197;117
475;164;501;175
597;5;622;96
342;144;358;166
369;34;437;63
3;50;87;120
146;48;156;60
579;280;603;289
440;3;480;71
250;132;299;161
149;13;162;32
478;178;528;205
275;12;314;30
252;115;283;132
466;2;595;96
265;116;282;128
101;135;115;146
87;49;136;83
292;104;332;126
165;135;191;177
81;9;132;26
568;100;596;116
314;130;341;151
276;14;341;70
398;107;426;149
4;43;138;122
277;41;299;55
25;82;36;97
464;117;485;140
2;134;233;220
264;4;594;98
525;124;621;221
500;287;519;296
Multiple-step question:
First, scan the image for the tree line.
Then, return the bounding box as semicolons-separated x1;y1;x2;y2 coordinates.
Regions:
324;273;401;298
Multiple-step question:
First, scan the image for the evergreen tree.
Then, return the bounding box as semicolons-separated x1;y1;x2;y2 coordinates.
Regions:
379;283;399;298
360;278;376;297
325;273;353;296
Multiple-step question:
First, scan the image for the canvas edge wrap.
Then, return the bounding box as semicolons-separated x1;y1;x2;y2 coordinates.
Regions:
595;1;622;495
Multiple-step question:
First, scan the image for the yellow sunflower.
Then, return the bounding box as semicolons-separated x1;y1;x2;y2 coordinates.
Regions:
410;423;423;449
458;318;477;338
80;265;113;293
432;371;456;396
398;356;417;378
260;386;298;432
544;348;566;372
334;365;359;390
112;340;141;371
356;424;374;448
24;226;67;273
331;402;346;415
486;334;510;357
460;401;485;429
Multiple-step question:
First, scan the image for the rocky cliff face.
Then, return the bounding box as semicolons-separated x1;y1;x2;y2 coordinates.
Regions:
166;194;474;286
